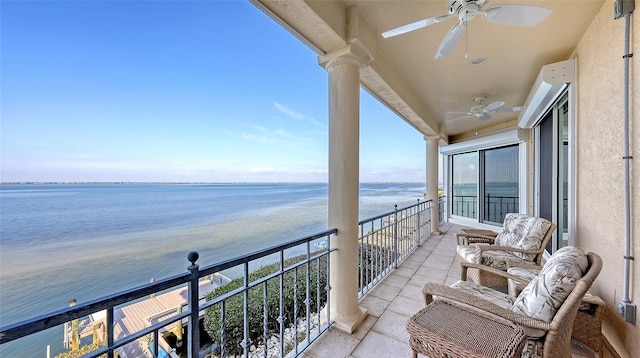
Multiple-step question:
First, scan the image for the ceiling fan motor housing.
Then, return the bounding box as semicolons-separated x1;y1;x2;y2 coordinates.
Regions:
448;0;488;16
470;104;486;113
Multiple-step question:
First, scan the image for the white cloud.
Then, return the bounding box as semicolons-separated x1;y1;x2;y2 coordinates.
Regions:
273;101;325;128
237;124;307;145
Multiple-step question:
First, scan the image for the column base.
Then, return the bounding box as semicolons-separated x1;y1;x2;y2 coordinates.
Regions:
331;306;368;334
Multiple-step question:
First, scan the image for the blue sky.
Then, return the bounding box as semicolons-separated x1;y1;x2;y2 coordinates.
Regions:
1;0;426;183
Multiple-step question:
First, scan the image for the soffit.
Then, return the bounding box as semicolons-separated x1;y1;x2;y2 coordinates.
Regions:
252;0;605;139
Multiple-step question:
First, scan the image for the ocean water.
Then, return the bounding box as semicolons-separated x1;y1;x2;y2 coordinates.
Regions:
0;183;424;357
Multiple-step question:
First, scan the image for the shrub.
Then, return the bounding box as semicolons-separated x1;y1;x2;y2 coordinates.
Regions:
54;341;111;358
359;242;394;288
203;254;328;356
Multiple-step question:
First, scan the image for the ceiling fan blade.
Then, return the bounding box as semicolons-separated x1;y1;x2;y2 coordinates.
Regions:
435;20;466;59
446;114;473;122
477;113;491;121
482;4;552;27
445;112;473;123
494;105;524;113
484;100;505;112
382;14;452;38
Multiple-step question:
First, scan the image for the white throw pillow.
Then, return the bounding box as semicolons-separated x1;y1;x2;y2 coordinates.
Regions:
511;246;588;331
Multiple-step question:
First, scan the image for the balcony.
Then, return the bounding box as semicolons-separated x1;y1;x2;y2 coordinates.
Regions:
301;222;599;358
300;221;461;358
0;200;615;357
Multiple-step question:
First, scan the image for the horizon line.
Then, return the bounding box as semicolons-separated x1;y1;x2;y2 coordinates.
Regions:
1;181;427;185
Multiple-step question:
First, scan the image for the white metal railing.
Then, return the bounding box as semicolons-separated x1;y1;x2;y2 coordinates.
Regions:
357;199;431;299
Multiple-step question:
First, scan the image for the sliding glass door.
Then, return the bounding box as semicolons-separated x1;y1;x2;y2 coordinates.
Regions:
483;146;519;224
452;152;478;219
451;145;519;225
536;92;570;252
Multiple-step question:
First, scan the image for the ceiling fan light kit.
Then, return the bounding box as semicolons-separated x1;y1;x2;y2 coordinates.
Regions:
447;95;524;122
381;0;553;59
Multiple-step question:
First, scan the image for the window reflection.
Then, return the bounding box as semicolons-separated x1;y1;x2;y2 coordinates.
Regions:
484;146;519;223
452;152;478;219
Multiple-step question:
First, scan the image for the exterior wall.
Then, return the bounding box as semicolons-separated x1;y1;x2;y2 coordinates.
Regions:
573;0;640;354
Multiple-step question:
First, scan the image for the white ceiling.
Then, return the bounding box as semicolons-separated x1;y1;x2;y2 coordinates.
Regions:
252;0;605;140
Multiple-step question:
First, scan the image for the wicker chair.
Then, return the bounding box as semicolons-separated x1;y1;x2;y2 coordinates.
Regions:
456;213;556;288
506;266;606;356
419;249;602;358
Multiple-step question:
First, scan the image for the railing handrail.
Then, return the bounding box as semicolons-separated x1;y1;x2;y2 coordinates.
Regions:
0;228;338;345
358;198;431;225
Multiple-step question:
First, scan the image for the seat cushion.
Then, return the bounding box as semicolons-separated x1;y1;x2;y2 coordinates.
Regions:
496;213;552;261
456;244;480;264
457;244;530;271
507;266;540;296
511;246;588;323
448;280;515;310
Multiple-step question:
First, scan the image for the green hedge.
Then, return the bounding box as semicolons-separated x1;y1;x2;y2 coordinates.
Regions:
359;242;393;287
203;254;328;356
54;341;112;358
203;242;393;356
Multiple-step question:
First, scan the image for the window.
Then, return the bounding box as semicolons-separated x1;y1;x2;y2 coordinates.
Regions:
451;145;519;225
536;92;570;252
484;146;519;223
452;152;478;219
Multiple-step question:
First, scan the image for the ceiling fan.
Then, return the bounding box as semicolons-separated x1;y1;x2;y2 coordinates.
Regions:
447;96;523;121
381;0;553;58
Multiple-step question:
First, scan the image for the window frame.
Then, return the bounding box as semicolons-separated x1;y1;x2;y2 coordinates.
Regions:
532;90;575;252
442;129;527;228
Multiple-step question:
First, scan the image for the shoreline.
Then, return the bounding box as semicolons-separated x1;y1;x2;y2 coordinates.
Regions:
1;181;424;185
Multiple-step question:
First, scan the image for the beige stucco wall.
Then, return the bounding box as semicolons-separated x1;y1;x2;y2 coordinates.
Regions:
573;0;639;354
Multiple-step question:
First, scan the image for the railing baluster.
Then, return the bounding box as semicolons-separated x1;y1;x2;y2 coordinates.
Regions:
293;266;299;355
416;199;421;246
107;307;114;358
187;252;200;358
393;205;398;269
278;251;285;358
153;329;159;358
243;261;250;357
325;238;331;328
305;241;311;344
359;224;364;296
316;254;321;332
221;300;226;358
263;281;268;358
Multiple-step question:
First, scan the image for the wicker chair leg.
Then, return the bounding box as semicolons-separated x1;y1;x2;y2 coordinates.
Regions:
411;349;417;358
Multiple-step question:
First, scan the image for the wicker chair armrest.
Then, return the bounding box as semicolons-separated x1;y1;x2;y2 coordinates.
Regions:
422;282;551;332
582;293;606;306
455;231;497;245
459;232;498;240
507;263;542;270
476;244;543;256
459;262;530;285
581;293;606;319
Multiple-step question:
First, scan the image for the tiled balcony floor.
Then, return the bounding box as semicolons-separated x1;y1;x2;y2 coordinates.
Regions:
301;222;462;358
301;222;597;358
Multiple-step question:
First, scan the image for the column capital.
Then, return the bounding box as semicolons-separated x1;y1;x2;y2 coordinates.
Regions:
424;134;446;144
318;41;373;70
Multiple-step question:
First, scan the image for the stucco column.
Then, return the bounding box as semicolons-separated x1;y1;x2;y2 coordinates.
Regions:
318;44;369;333
425;135;441;234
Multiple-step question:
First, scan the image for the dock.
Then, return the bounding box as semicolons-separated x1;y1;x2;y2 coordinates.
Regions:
64;274;230;358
